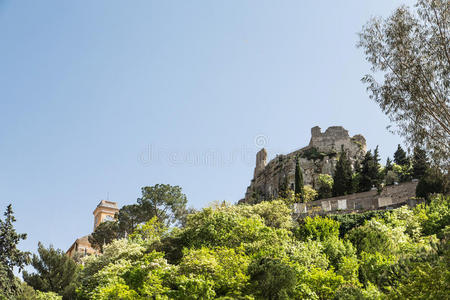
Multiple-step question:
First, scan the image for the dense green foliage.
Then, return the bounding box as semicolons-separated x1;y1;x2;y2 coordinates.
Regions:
22;243;79;299
358;0;450;167
117;204;146;236
295;216;340;242
85;184;190;250
56;195;450;299
412;146;429;179
89;221;120;252
0;205;30;299
329;210;389;237
332;149;353;196
15;281;63;300
301;147;336;161
394;144;409;167
302;185;318;203
317;174;333;199
416;168;447;200
358;149;382;192
304;142;448;201
137;184;188;227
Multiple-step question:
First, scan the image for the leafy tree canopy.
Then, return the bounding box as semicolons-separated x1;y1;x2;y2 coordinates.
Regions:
137;184;188;227
358;0;450;168
88;221;120;252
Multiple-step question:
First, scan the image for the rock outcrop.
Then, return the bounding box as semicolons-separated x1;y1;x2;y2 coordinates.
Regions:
243;126;366;203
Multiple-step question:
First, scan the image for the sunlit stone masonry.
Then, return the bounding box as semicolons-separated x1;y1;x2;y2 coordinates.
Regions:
243;126;367;203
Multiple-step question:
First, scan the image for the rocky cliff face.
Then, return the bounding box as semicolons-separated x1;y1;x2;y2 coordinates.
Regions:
243;126;366;203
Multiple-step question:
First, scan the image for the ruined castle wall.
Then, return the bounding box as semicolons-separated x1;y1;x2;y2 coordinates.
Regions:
294;181;419;216
309;126;366;160
244;126;366;203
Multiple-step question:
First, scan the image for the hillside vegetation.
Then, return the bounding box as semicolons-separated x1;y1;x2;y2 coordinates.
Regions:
62;196;450;299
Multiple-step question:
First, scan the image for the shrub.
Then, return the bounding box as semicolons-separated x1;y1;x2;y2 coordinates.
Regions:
248;257;297;300
346;219;407;256
385;170;399;186
329;211;389;238
300;267;345;300
416;168;445;199
295;216;340;242
177;247;250;297
414;195;450;237
303;185;318;202
317;174;333;199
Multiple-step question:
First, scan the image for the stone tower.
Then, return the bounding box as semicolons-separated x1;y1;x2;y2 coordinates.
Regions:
254;148;267;177
93;200;119;231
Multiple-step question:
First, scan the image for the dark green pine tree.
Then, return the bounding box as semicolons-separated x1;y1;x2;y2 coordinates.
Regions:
416;167;445;200
23;243;79;299
373;145;384;185
394;144;408;166
412;146;429;179
359;151;376;192
294;157;304;198
385;157;393;173
89;221;119;252
0;205;30;298
332;149;353;196
373;146;380;167
352;159;362;193
278;175;289;199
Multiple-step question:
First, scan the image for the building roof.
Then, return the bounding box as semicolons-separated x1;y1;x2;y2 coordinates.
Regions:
93;200;119;215
97;200;118;209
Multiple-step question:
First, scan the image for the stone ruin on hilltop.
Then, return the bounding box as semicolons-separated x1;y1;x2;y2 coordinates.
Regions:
243;126;367;203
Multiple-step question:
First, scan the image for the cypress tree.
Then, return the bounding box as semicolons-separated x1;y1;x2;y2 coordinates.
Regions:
412;146;428;179
359;151;376;192
373;145;383;186
394;144;408;166
294;157;304;197
352;160;362;194
332;149;353;196
373;145;380;167
278;175;289;199
385;157;393;173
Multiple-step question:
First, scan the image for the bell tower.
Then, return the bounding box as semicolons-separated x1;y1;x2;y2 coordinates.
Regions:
93;200;119;230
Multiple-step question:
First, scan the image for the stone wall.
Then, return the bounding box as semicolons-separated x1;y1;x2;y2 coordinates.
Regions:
293;181;420;216
243;126;366;203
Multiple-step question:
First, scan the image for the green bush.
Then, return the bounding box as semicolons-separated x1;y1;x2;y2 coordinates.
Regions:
248;257;297;300
295;216;340;242
68;189;450;299
416;168;446;199
414;195;450;237
317;174;333;199
346;218;407;256
329;210;388;238
177;247;250;297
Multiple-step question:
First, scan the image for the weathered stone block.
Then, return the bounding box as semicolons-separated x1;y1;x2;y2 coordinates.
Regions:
338;199;347;210
321;201;331;212
378;197;393;207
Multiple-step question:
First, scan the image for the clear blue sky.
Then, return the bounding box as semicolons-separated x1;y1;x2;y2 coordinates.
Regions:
1;1;414;256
